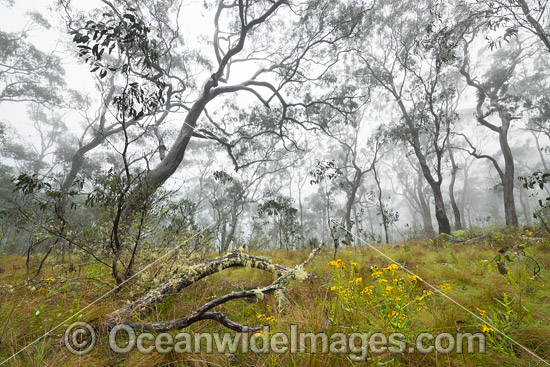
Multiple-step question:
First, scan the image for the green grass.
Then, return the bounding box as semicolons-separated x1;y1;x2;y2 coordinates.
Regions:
0;228;549;366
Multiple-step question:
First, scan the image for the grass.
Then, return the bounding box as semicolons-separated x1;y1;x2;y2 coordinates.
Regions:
0;228;549;366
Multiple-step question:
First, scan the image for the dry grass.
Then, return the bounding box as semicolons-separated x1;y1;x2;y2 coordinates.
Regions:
1;230;549;366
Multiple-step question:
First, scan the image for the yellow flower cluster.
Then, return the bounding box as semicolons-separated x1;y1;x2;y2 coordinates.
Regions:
384;264;400;271
407;274;419;282
328;259;344;268
482;324;494;333
330;285;351;296
360;285;374;296
436;283;452;294
257;314;277;322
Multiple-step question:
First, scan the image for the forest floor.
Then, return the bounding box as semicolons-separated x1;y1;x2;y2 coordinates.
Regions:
1;227;550;366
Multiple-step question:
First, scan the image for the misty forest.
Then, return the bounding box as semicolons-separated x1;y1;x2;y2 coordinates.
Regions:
1;0;550;366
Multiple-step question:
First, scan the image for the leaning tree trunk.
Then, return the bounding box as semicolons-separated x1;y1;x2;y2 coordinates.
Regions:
122;83;212;222
499;112;519;227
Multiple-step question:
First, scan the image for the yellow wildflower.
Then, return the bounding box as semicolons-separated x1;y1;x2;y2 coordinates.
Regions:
482;325;494;333
384;264;400;271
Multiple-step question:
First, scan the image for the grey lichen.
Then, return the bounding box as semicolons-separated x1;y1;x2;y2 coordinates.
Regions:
253;288;265;300
292;265;308;282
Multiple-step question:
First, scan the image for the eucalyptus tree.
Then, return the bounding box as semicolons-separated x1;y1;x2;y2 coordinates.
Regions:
389;148;435;234
205;148;294;253
369;136;398;244
457;35;534;227
0;10;65;105
353;0;461;234
310;159;344;254
61;0;371;225
321;109;378;239
257;193;299;250
519;54;550;180
463;0;550;53
25;105;67;175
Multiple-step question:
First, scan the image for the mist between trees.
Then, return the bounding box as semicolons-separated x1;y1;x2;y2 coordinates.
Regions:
0;0;549;278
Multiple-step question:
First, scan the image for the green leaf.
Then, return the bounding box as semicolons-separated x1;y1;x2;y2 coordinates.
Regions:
497;261;508;276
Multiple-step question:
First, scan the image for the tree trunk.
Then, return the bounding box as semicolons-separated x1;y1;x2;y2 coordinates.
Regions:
460;158;472;229
373;164;389;244
224;205;239;252
415;160;434;234
518;188;532;226
344;170;362;235
431;184;451;235
448;146;462;230
499;112;519;227
413;142;451;234
122;83;213;221
298;180;305;248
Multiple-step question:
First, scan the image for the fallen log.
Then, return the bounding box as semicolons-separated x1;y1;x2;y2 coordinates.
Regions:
104;247;320;331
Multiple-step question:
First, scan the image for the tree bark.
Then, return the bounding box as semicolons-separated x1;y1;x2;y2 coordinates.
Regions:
448;146;462;230
373;164;389;244
498;111;519;227
412;136;451;234
344;169;362;235
459;42;519;227
414;171;430;233
123;89;210;219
